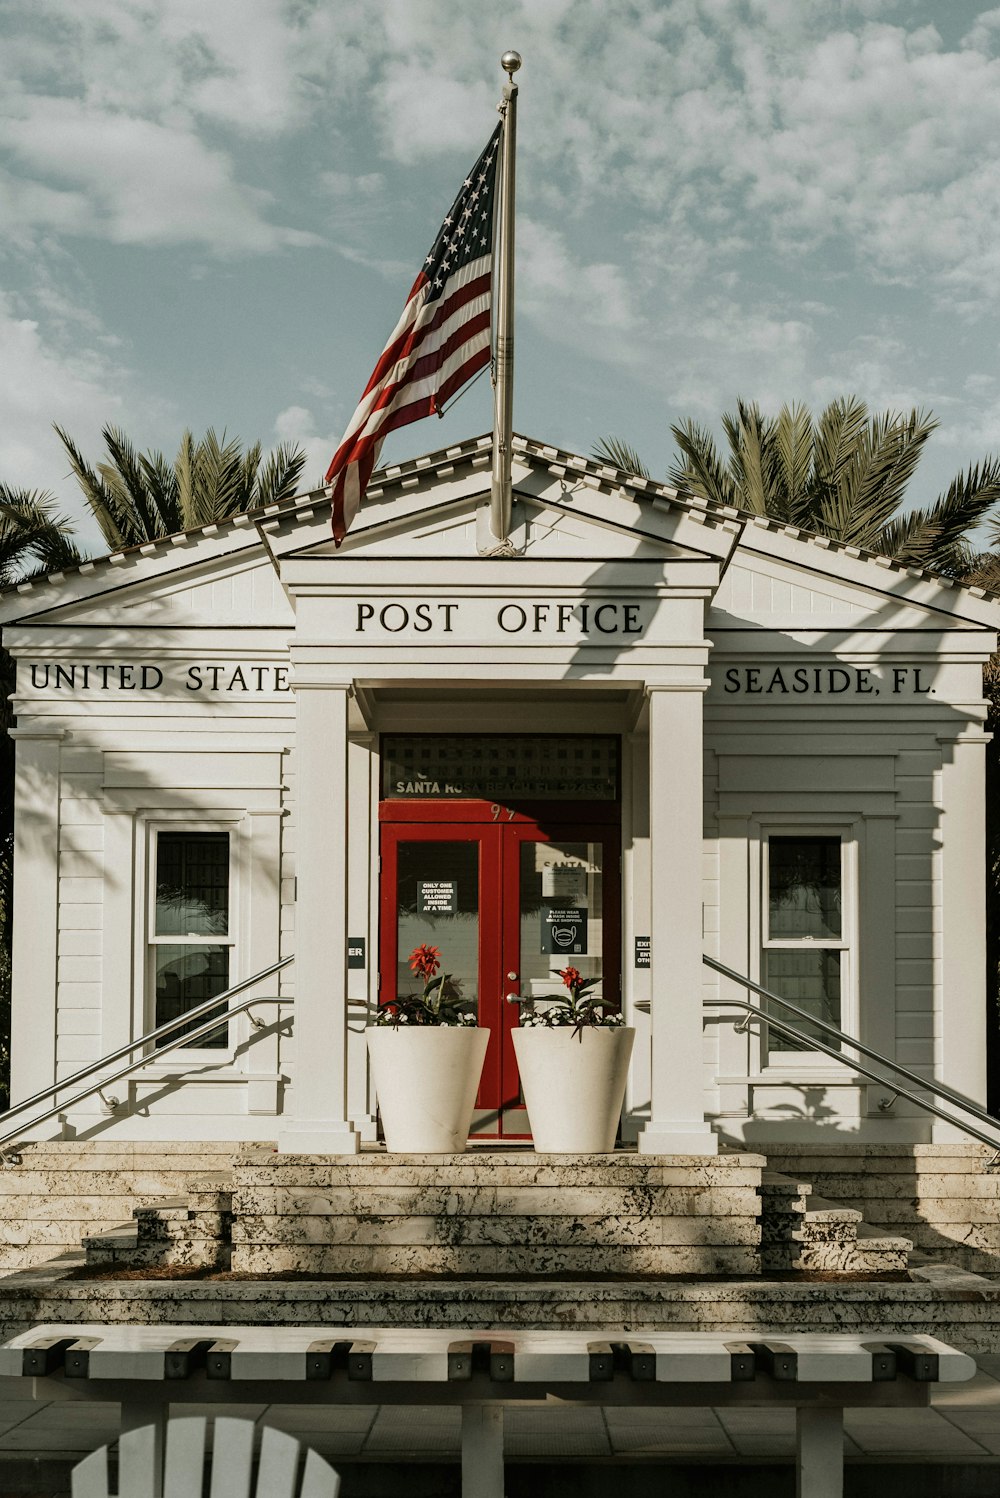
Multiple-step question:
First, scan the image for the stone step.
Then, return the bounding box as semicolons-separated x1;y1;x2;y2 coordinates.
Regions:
233;1151;765;1188
6;1270;1000;1351
82;1189;232;1271
232;1212;762;1249
0;1146;237;1271
759;1170;911;1274
236;1185;762;1218
228;1151;765;1279
231;1243;762;1276
0;1167;235;1190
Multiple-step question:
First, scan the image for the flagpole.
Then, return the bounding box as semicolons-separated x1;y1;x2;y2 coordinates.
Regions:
489;49;521;550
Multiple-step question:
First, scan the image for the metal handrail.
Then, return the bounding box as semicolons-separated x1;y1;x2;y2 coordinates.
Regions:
704;953;1000;1155
2;954;293;1128
0;955;294;1152
0;993;293;1162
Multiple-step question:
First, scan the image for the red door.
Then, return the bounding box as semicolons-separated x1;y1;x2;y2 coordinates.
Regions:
379;802;620;1139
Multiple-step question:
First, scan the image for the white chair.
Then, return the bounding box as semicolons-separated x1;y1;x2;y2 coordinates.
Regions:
71;1415;340;1498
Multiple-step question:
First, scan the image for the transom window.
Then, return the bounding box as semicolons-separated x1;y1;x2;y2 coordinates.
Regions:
150;830;233;1049
762;834;848;1059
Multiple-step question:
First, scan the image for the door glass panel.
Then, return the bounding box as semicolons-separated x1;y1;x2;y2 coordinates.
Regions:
519;840;604;1005
396;842;480;1014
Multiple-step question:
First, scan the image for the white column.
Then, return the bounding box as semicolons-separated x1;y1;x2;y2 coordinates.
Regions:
461;1405;504;1498
795;1406;843;1498
244;808;283;1116
638;685;717;1155
9;727;63;1106
936;730;990;1128
278;681;358;1153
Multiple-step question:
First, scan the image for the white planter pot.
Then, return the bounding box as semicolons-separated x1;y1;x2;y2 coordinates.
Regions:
366;1026;490;1153
512;1026;636;1153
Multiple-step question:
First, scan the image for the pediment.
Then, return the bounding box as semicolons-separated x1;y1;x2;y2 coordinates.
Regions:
1;544;293;630
711;536;999;632
273;452;737;568
3;431;999;635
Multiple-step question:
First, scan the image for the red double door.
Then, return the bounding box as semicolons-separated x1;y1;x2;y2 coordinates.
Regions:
379;802;620;1138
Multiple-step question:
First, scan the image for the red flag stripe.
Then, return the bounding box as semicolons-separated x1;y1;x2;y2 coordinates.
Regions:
350;309;491;441
360;260;491;404
336;321;492;473
328;279;491;470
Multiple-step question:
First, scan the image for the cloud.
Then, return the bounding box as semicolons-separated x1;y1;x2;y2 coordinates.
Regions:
519;218;638;356
1;97;321;254
0;289;128;549
273;405;338;492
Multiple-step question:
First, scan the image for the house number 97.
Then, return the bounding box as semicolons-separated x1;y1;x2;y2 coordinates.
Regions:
490;803;515;822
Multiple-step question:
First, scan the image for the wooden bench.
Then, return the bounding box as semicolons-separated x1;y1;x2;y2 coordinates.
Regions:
0;1325;976;1498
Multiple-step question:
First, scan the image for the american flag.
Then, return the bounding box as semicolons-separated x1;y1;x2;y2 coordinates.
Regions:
326;123;502;543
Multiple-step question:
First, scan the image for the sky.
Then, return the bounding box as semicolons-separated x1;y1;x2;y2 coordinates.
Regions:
4;0;1000;554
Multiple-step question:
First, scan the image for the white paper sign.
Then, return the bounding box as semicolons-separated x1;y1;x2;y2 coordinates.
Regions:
542;864;588;901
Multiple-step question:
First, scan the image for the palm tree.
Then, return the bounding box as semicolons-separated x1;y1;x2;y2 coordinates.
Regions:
595;397;1000;576
0;486;83;583
54;425;307;550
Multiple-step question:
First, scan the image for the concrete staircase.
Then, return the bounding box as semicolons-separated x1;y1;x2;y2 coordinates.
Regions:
760;1170;912;1274
229;1149;765;1276
0;1141;234;1269
0;1142;926;1283
82;1183;233;1271
762;1143;1000;1274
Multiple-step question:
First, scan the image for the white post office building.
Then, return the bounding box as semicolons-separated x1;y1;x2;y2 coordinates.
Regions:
3;432;997;1155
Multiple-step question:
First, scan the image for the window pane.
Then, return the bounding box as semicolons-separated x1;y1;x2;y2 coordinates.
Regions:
156;832;229;936
395;842;479;1014
154;944;229;1048
764;949;841;1053
768;836;841;939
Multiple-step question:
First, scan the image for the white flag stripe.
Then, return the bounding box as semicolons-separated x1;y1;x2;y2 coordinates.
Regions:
351;326;492;450
346;256;492;434
349;297;493;446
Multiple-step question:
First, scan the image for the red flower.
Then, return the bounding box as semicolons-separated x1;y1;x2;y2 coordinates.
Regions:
409;944;441;981
558;966;582;992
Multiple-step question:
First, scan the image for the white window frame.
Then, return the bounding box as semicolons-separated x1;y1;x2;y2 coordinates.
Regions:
145;817;243;1060
757;824;859;1071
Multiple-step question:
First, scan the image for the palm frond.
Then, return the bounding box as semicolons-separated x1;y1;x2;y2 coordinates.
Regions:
0;486;84;585
253;443;307;509
957;548;1000;592
816;408;937;549
175;431;197;528
54;423;131;550
668;420;740;509
139;448;181;533
773;402;814;525
810;397;870;504
590;437;651;480
880;458;1000;572
732;400;780;518
102;425;168;541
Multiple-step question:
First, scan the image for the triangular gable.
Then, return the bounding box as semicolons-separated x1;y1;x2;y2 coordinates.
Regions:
271;439;740;567
3;429;999;633
0;534;294;629
714;521;1000;632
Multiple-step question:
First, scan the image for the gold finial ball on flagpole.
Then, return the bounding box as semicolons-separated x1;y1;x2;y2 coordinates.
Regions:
500;50;522;79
